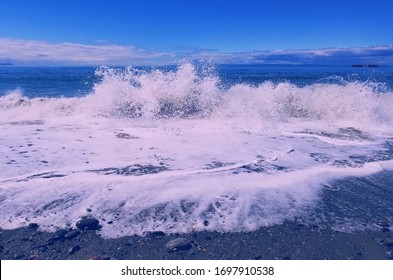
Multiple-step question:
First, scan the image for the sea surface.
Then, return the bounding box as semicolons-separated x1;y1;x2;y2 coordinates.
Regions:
1;64;393;238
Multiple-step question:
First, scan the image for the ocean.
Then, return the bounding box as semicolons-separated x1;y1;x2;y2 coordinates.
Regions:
0;64;393;238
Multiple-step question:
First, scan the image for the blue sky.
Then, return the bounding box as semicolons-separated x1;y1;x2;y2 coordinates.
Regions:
0;0;392;65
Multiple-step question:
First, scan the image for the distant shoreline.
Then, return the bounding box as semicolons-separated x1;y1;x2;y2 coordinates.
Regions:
352;64;378;67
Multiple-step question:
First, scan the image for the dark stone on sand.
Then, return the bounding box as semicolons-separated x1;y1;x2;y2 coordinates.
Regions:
65;230;80;240
203;220;209;226
69;245;81;254
28;223;39;229
76;218;100;230
147;231;166;237
1;219;392;260
166;238;192;251
50;229;68;241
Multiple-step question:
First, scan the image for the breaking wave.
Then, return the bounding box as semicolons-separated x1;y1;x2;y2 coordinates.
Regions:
1;63;392;126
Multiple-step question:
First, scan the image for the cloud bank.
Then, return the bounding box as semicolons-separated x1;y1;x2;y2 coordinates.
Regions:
0;38;392;66
0;38;174;66
188;46;393;65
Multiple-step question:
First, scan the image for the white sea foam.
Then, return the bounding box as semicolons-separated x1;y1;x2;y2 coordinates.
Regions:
1;63;392;124
1;64;393;237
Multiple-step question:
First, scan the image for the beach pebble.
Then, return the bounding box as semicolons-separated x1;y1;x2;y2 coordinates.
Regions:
28;223;39;229
50;229;68;241
76;218;100;230
69;245;81;254
65;230;80;240
166;238;192;251
147;231;166;237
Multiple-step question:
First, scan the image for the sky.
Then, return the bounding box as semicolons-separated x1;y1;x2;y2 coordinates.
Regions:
0;0;392;65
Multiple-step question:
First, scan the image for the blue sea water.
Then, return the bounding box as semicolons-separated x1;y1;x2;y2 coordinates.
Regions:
0;63;393;237
0;66;96;98
1;64;392;98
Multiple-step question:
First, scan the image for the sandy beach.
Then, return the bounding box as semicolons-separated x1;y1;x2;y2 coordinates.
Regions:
1;220;392;260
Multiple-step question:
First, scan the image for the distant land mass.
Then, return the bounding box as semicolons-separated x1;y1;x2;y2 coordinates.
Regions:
0;62;13;66
352;64;378;67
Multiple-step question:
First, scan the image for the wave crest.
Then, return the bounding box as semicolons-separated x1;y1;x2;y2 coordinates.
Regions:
92;63;221;118
1;63;392;125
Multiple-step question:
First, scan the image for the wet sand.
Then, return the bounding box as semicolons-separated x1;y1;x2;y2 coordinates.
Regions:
1;220;392;260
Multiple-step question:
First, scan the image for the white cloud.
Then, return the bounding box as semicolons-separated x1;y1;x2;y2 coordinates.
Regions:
0;38;175;65
187;45;393;65
1;37;392;66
